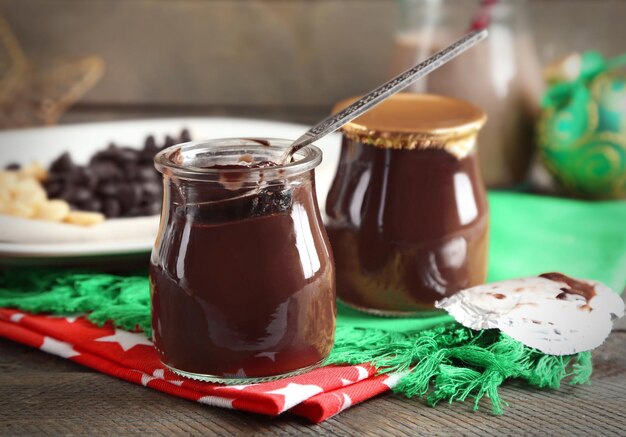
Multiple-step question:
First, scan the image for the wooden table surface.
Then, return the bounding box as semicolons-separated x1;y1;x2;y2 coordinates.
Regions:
1;298;624;436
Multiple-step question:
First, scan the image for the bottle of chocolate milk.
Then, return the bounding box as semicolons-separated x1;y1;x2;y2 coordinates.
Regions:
389;0;544;187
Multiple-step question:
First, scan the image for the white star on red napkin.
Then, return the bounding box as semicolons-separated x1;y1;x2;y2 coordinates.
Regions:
140;373;156;386
40;336;80;359
46;315;80;323
338;393;352;412
95;329;152;352
223;368;247;378
267;383;324;412
9;313;24;323
341;366;369;386
198;396;234;409
383;373;403;389
214;384;250;391
255;352;277;361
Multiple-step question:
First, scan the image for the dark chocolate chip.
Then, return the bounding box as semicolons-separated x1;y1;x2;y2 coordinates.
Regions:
164;135;176;148
85;173;98;190
72;167;93;184
44;181;64;198
144;135;157;150
91;161;123;181
136;203;162;216
118;184;142;213
180;129;191;143
66;187;92;203
45;173;70;184
119;147;140;163
90;145;122;164
135;167;157;182
98;182;119;197
103;198;121;218
79;198;103;212
49;152;74;173
141;181;162;200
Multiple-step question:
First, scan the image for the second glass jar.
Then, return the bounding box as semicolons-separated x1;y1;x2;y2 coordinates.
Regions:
326;93;489;315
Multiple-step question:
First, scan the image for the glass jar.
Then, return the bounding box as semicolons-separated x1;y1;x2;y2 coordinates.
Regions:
389;0;543;187
150;138;336;383
326;94;489;315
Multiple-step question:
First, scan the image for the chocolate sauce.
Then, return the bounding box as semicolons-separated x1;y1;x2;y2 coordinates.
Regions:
539;272;597;302
209;161;278;191
243;138;272;147
326;138;489;312
209;161;278;170
150;164;335;379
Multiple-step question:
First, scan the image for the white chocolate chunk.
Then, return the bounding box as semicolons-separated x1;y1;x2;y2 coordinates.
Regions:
64;210;105;226
5;201;36;218
18;162;47;182
34;200;71;222
12;179;47;206
0;171;19;189
0;167;99;226
436;274;624;355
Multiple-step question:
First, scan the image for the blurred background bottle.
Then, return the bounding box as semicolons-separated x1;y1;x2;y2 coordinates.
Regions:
389;0;544;187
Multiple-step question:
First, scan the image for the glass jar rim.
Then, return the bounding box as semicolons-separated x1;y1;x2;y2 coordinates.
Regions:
154;138;323;182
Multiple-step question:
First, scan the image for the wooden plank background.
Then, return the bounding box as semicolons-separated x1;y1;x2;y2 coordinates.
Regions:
1;0;625;123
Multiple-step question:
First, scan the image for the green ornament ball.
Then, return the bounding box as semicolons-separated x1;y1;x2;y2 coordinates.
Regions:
539;68;626;199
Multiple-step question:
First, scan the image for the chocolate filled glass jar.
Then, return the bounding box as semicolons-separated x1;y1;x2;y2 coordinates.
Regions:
326;94;489;315
150;138;336;383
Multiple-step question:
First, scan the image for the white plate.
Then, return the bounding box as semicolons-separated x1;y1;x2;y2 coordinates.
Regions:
0;117;341;262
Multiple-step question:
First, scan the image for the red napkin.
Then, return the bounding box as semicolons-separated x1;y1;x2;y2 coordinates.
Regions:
0;308;396;422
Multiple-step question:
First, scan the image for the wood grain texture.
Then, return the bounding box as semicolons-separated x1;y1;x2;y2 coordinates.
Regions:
1;300;625;436
59;103;332;126
2;0;626;109
0;0;394;106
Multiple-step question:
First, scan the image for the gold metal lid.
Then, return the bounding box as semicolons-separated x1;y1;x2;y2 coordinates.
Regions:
332;93;487;158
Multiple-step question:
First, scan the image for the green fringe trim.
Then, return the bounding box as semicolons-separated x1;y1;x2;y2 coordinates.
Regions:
0;269;592;414
328;325;591;414
0;269;152;336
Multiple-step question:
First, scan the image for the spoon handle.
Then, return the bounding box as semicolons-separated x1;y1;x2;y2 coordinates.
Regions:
286;29;488;156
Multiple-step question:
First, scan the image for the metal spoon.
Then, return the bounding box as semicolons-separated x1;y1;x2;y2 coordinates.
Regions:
279;29;488;164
